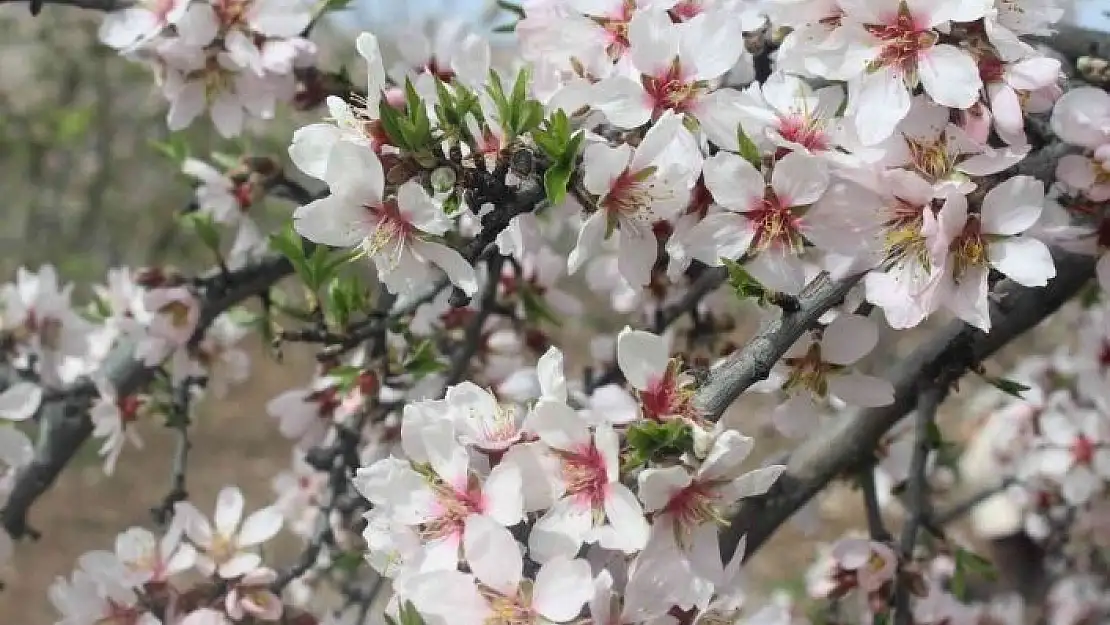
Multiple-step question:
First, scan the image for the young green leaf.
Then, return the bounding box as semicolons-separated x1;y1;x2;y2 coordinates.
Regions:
736;123;763;169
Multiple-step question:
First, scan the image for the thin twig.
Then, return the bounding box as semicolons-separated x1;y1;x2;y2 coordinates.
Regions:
444;257;505;388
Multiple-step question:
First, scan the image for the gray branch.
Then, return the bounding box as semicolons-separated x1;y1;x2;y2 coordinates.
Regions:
717;249;1095;563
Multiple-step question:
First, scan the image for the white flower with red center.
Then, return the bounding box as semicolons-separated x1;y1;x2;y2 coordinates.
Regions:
98;0;190;50
983;0;1067;61
638;430;783;572
1023;406;1110;506
764;314;894;437
1;265;91;386
293;142;478;297
402;532;593;625
1051;87;1110;201
353;422;524;571
49;569;159;625
524;400;649;561
174;485;284;578
111;525;196;586
135;286;201;375
875;96;1028;196
266;376;344;450
736;72;845;158
841;0;986;145
768;0;857;80
225;567;283;621
568;110;699;288
289;32;391;180
446;381;527;453
90;379;147;476
977;54;1061;147
590;9;745;129
922;176;1054;332
701;150;831;294
813;537;898;597
616;327;699;423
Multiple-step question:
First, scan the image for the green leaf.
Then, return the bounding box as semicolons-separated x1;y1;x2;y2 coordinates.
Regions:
520;286;562;327
624;420;694;470
403;340;447;378
209;151;239;171
179;212;223;254
55;107;93;143
151;134;190;164
736;123;763;169
269;224;312;286
330;549;365;573
378;102;409;150
398;601;427;625
325;274;367;328
320;0;356;12
722;258;765;299
496;0;525;17
980;374;1031;399
952;548;996;600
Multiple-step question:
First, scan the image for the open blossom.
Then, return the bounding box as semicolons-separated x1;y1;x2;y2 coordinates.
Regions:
840;0;986;145
135;286;201;369
701;150;833;293
175;485;284;578
98;0;189;50
226;567;283;621
1022;405;1110;506
763;314;894;437
50;568;159;625
89;378;146;476
923;176;1054;331
1;265;91;386
638;430;783;576
978;55;1061;147
617;327;697;424
293;143;478;297
568;110;699;288
590;9;745;129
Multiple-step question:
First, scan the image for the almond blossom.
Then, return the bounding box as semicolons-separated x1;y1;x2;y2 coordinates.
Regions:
616;327;698;424
568;110;699;288
1022;405;1110;506
293;143;478;297
175;485;284;578
923;176;1054;331
840;0;986;145
89;378;146;475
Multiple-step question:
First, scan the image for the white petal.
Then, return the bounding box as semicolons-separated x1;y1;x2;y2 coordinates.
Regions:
0;382;42;422
828;373;895;408
583;144;633;196
537;347;567;403
463;515;522;596
591;77;652;130
918;44;981;109
699;430;756;481
218;552;261;579
323;141;384;201
702;151;764;211
532;557;594;622
292;194;372;248
236;506;282;547
412;240;479;296
771;152;829;206
617;327;669;391
821;314;879;365
530;400;591;452
600;483;650;553
988;237;1055;287
288;124;343;181
214;486;244;536
721;465;786;500
529;498;592;563
852;68;911;146
637;466;692;513
483;461;524;527
980;176;1043;235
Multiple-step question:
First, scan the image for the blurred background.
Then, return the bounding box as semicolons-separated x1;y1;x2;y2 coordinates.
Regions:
0;0;1107;622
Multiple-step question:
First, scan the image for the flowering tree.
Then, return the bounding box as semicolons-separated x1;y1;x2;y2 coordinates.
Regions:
1;0;1110;623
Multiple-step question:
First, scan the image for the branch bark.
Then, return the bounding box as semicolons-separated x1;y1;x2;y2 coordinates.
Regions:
717;249;1096;563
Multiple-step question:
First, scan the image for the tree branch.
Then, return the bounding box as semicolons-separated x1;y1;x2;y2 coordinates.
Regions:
717;249;1096;564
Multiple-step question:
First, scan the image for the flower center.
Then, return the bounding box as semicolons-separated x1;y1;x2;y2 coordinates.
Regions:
423;478;485;540
560;443;610;511
307;386;341;419
1073;434;1096;465
363;199;415;264
209;533;236;563
949;217;987;280
863;4;937;75
663;481;723;531
481;581;535;625
642;62;701;120
603;167;665;223
593;0;636;59
777;114;830;154
117;395;142;424
159;300;193;329
94;601;143;625
782;343;840;397
882;199;930;269
748;189;805;252
639;361;696;421
903;133;955;183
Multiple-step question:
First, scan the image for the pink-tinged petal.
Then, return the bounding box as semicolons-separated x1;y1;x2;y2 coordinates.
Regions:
945;265;991;332
423;422;470;489
529;497;592;563
918;44;980;109
218;552;261;579
591;77;652;130
532;557;594;622
681;13;744;81
980;176;1043;235
699;430;755;482
771;152;829;206
292;194;373;248
587;385;639;426
1007;57;1061;91
411;240;479;297
631;109;684;170
831;537;873;569
568;211;608;275
530;400;591;452
695;88;754;153
167;81;206;132
702;151;764;211
1062;467;1100;505
247;0;312;37
957;144;1030;176
771;394;820;438
1057;154;1099;192
598;483;649;553
820;314;879;366
616;327;669;391
987;83;1023;137
583;144;633;197
323;141;384;201
1051;87;1110;149
828;373;895;408
637;466;693;513
483;462;524;527
679;212;755;265
629;9;680;76
720;465;785;500
852;67;911;146
174;501;214;548
237;506;283;547
214;486;245;536
988;238;1055;287
615;227;658;287
0;382;42;422
463;515;522;596
179;609;231;625
537;347;567;403
406;570;490;625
